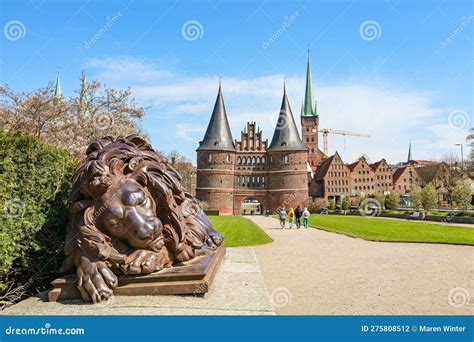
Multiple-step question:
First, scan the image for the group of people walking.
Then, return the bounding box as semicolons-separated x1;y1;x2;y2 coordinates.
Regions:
278;206;310;229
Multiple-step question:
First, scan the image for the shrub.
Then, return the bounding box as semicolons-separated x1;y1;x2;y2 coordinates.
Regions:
0;132;76;299
411;186;423;209
354;193;365;207
308;198;327;213
385;191;400;210
422;183;438;210
341;196;351;211
374;193;386;210
412;184;438;210
329;198;336;210
451;180;471;210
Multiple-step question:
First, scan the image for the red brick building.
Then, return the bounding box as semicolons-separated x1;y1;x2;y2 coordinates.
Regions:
370;158;393;194
347;156;377;197
312;152;351;201
392;163;422;195
300;56;326;170
196;84;309;215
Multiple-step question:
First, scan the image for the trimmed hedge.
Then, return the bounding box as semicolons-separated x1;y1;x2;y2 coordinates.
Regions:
0;133;76;294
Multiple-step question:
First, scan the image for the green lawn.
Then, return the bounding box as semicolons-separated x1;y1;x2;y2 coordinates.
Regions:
209;216;273;247
308;214;474;245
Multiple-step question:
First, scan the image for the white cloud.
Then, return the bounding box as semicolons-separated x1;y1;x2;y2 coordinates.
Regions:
87;56;470;164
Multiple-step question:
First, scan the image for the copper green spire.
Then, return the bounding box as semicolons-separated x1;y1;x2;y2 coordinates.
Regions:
302;52;314;116
54;72;62;99
79;69;88;116
407;140;413;162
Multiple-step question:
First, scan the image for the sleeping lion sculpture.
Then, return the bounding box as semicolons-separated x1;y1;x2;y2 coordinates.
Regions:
60;135;223;302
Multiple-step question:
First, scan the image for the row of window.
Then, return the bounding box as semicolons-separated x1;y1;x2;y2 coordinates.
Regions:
236;175;266;187
328;172;348;177
207;154;231;163
353;185;375;191
327;179;349;186
354;178;374;183
207;154;292;165
327;187;349;193
402;177;419;183
237;156;266;165
376;175;390;180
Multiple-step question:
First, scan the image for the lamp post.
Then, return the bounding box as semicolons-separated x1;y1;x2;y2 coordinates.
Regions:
455;143;464;171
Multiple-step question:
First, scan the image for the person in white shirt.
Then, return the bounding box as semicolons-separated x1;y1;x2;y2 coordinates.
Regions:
302;207;310;228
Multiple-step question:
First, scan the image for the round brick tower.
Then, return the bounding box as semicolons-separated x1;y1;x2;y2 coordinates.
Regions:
266;86;309;211
196;84;236;215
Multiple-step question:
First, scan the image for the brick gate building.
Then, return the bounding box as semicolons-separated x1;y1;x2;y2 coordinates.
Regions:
196;84;309;215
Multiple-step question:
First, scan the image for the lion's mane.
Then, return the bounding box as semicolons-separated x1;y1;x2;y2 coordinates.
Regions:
61;135;221;273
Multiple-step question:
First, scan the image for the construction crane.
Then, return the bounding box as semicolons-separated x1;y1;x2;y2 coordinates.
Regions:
317;128;371;155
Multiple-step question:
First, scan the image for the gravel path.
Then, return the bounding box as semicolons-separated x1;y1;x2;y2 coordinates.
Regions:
250;215;474;315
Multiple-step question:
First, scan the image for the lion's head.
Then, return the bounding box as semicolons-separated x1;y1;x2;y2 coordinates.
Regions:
61;135;223;274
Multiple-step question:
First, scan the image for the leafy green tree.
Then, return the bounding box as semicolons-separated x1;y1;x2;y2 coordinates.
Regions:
411;186;423;209
451;180;472;210
374;193;386;210
341;196;351;211
329;198;336;210
385;191;400;210
354;193;365;207
421;183;438;210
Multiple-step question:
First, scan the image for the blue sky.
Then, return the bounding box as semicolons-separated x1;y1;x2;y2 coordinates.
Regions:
1;0;472;164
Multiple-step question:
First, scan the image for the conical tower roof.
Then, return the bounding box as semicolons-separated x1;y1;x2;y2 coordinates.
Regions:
268;85;306;151
197;83;235;151
407;140;413;162
54;72;62;98
302;54;315;116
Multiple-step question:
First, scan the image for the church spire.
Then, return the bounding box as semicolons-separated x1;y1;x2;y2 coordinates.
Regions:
268;85;306;151
302;51;314;117
407;140;413;162
54;71;62;99
197;83;235;151
79;69;89;116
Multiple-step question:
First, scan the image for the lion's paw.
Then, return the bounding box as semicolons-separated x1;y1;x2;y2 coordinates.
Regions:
77;259;118;303
120;249;171;275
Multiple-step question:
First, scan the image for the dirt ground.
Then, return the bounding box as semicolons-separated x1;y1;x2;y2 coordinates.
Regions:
251;215;474;315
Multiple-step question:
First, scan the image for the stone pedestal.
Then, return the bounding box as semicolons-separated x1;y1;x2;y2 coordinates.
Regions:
48;246;226;302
